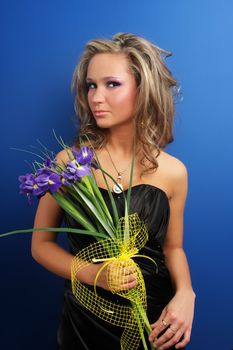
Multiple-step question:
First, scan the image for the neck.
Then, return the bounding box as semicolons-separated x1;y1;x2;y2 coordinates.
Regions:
106;125;135;155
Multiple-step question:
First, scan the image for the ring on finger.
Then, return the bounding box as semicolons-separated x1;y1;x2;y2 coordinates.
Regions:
169;325;177;334
161;319;168;327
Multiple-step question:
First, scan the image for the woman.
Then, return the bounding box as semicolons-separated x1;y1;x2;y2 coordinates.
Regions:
32;32;195;350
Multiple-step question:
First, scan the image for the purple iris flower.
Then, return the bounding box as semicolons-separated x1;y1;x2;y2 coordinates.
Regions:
72;146;94;165
76;164;91;178
66;161;79;175
19;173;36;194
65;160;91;183
61;169;78;184
34;168;62;196
19;173;37;205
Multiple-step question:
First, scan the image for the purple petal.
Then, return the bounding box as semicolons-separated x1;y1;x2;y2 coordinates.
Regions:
43;159;53;168
72;146;94;165
61;170;78;184
47;173;62;192
66;161;78;174
76;164;91;178
36;168;52;176
33;185;48;197
18;173;36;194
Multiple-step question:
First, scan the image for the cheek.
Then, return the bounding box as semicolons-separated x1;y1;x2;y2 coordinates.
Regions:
111;90;137;110
87;92;92;106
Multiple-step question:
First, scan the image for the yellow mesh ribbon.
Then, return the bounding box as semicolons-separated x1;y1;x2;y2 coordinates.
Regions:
71;213;156;350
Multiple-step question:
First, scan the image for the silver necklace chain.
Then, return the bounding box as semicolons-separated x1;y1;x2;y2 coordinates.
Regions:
105;147;132;193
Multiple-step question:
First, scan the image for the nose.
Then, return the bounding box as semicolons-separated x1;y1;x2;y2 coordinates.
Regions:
91;86;106;104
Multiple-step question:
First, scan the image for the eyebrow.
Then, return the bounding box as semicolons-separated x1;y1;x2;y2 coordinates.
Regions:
86;76;122;82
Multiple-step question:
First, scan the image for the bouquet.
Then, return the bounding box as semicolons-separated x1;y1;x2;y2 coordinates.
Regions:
1;135;157;350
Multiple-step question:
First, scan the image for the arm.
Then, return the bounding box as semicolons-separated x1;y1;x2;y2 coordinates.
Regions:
164;162;194;293
149;162;195;350
32;192;73;279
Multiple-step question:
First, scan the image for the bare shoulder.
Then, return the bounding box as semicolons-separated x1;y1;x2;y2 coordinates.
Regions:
159;150;188;179
55;148;73;165
158;150;188;199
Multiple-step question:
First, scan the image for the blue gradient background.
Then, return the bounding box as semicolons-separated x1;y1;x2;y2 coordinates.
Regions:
0;1;232;349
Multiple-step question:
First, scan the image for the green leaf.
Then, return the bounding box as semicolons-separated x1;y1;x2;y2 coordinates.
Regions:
82;135;120;227
132;302;149;350
53;192;99;234
126;141;137;215
0;227;107;239
71;186;107;238
71;185;116;239
77;179;114;229
67;182;115;235
82;175;94;195
88;175;114;225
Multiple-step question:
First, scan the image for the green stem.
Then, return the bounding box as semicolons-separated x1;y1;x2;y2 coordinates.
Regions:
66;187;108;239
0;227;107;239
52;192;99;234
82;135;120;227
88;175;114;225
126;141;137;216
132;302;149;350
77;180;115;230
71;185;116;239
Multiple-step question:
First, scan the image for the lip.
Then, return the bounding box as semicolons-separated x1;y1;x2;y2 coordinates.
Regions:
93;110;109;116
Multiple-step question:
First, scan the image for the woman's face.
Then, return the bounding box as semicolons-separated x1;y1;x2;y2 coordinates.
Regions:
86;53;137;130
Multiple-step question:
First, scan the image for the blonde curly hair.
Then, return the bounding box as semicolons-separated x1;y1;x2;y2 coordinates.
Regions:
71;32;178;173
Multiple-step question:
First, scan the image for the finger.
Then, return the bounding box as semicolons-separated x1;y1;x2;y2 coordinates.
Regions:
110;273;137;290
155;328;184;350
115;279;137;291
150;308;167;329
152;327;177;349
175;329;191;349
114;272;136;286
123;279;137;289
113;269;136;282
122;273;137;287
123;272;137;283
149;317;169;340
108;276;137;291
123;265;136;275
109;264;134;279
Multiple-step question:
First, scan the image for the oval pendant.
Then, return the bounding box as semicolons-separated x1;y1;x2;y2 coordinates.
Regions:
113;183;123;194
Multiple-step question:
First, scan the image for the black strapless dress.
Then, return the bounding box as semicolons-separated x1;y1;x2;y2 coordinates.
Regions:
57;184;178;350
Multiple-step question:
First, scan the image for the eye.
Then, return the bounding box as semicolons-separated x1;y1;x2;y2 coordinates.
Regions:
107;81;121;88
86;82;96;90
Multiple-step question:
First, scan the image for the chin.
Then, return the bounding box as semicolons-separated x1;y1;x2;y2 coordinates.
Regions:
95;120;113;129
95;117;133;130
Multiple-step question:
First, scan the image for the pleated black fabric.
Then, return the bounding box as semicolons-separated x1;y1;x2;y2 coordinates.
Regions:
57;184;179;350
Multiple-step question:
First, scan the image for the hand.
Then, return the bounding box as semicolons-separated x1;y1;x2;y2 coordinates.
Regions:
96;260;137;291
149;289;195;349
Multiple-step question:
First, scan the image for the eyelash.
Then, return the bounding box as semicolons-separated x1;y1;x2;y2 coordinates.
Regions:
86;81;121;90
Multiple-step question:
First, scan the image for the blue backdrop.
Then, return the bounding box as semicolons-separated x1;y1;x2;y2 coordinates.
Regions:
1;1;233;349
